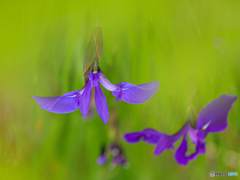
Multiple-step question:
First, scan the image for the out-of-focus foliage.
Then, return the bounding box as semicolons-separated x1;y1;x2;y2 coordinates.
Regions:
0;0;240;179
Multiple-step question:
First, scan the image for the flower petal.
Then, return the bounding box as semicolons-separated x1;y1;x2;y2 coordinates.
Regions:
154;123;189;155
174;137;206;166
99;74;118;91
174;135;189;166
32;90;80;113
195;141;206;155
97;155;107;165
113;81;159;104
188;125;198;144
79;81;92;116
87;72;101;87
112;155;126;166
95;83;109;124
124;129;165;144
196;129;208;141
196;95;237;133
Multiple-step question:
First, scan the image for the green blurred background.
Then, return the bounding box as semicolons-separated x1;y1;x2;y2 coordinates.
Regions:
0;0;240;179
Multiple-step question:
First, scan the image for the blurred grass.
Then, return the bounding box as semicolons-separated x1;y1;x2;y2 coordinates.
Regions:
0;0;240;179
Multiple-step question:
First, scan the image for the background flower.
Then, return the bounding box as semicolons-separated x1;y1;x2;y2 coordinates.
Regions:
125;95;238;166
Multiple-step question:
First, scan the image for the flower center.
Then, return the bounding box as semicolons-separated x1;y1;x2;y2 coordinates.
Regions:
201;121;211;130
88;72;100;87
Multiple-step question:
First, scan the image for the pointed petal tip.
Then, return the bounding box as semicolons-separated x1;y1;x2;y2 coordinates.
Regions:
80;106;90;117
174;156;188;166
153;149;160;156
123;134;128;140
82;113;87;117
177;161;188;166
32;95;39;100
231;95;238;101
150;80;160;92
32;95;39;103
103;118;108;124
123;133;139;144
222;94;238;100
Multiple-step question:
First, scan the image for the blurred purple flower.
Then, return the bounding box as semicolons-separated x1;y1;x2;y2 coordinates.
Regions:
97;144;108;165
33;69;159;124
124;95;237;166
97;154;108;165
96;144;128;167
111;154;127;166
110;144;127;167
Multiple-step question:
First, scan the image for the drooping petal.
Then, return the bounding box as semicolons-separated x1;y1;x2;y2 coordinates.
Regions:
112;81;159;104
32;90;80;113
79;80;92;117
124;129;165;145
196;95;237;133
83;90;96;121
95;82;109;124
174;136;206;166
154;123;189;155
174;135;189;166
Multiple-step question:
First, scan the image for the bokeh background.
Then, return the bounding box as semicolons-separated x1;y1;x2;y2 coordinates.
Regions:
1;0;240;179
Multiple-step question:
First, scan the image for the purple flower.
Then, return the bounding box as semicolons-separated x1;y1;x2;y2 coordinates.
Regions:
111;155;127;166
33;28;159;124
97;154;108;165
33;70;159;124
110;144;127;166
97;144;108;165
124;95;237;166
96;144;128;167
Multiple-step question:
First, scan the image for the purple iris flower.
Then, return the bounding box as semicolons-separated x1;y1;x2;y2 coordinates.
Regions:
32;28;159;124
124;95;237;166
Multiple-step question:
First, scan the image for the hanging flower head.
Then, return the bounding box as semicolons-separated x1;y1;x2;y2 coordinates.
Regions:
97;143;128;168
33;28;159;124
124;95;237;165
